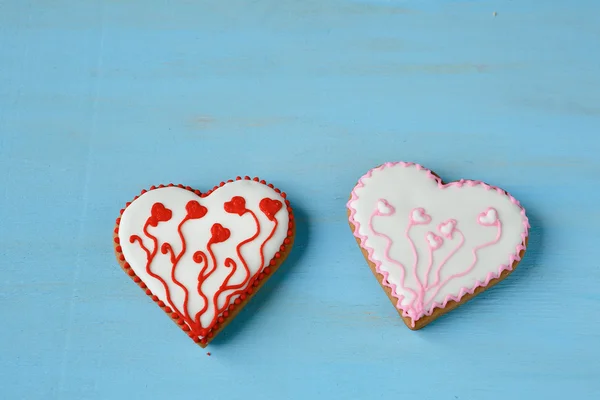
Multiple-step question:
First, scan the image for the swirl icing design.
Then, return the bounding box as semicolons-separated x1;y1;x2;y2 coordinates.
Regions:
348;162;529;327
118;180;290;340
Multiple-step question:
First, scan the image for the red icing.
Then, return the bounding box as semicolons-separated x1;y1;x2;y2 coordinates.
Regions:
197;223;232;300
192;198;263;336
194;249;211;329
130;207;181;315
258;198;282;269
131;201;211;328
186;200;208;219
210;223;231;244
160;242;176;263
148;202;172;227
224;196;247;216
193;251;205;263
116;180;294;345
208;200;263;320
260;198;282;221
169;204;207;324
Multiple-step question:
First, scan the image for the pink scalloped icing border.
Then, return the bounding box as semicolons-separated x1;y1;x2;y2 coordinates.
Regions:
347;162;530;327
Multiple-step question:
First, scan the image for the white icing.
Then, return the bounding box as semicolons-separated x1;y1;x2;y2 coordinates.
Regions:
118;181;289;338
349;164;527;322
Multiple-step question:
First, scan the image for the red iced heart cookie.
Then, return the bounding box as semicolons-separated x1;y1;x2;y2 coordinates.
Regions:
113;177;294;347
347;162;529;329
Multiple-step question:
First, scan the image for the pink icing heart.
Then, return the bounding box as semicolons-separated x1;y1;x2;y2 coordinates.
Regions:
478;207;499;226
437;219;457;239
409;207;431;225
376;199;395;216
425;232;443;250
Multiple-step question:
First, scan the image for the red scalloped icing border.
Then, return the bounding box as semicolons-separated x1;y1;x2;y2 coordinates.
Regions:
347;162;530;327
113;176;294;346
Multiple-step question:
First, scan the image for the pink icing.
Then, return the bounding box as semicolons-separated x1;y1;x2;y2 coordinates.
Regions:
417;231;443;314
368;202;417;303
376;199;395;216
424;221;502;307
405;220;423;313
423;232;443;287
429;227;465;288
478;207;499;226
347;162;530;327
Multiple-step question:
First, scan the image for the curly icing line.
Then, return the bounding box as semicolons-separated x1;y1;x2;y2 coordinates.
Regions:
347;161;530;327
368;211;416;304
418;237;438;313
405;223;424;296
424;222;502;310
428;228;464;288
135;222;181;316
169;217;194;323
349;172;414;320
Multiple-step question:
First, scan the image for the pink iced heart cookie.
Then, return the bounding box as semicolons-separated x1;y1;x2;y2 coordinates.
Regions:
113;177;294;347
347;162;529;329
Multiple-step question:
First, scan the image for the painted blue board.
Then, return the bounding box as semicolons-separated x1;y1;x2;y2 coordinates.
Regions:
1;0;599;399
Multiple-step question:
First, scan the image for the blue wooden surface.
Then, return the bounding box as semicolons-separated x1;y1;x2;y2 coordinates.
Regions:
1;1;599;399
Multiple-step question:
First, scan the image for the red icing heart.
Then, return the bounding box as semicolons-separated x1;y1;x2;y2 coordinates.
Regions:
224;196;247;216
148;202;172;226
259;198;283;221
210;223;231;244
186;200;208;219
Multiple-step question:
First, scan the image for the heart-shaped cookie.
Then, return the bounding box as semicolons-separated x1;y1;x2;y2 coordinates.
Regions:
114;177;294;346
347;162;529;329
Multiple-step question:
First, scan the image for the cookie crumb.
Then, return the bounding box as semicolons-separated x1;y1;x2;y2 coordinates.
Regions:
493;11;497;17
